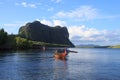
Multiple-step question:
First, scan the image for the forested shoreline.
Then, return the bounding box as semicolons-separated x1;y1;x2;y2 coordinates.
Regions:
0;28;71;50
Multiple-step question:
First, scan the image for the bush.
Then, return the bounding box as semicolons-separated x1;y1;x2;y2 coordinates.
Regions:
16;37;33;49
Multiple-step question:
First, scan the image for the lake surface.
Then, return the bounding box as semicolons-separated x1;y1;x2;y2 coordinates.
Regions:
0;48;120;80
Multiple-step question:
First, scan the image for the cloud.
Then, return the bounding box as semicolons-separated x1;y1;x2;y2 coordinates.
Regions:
36;19;120;45
1;23;20;34
2;21;26;27
53;20;66;26
68;25;120;45
3;23;21;27
1;21;27;34
68;25;99;39
39;19;53;26
53;5;98;21
15;2;37;8
53;5;120;22
51;0;62;3
36;19;66;26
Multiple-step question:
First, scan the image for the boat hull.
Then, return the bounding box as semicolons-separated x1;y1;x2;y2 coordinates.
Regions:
54;50;67;59
54;53;67;59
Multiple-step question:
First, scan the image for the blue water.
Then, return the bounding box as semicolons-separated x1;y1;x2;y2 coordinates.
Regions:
0;48;120;80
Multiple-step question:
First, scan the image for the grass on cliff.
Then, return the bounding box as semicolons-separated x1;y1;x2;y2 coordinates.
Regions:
16;37;70;49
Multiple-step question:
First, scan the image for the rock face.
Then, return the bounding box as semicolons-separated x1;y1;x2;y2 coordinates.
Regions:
19;21;74;47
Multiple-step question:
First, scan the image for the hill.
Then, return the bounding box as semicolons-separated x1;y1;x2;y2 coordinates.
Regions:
19;21;74;47
109;45;120;48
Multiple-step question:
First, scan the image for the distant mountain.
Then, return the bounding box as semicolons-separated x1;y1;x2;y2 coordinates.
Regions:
19;21;74;47
77;44;99;47
76;44;109;48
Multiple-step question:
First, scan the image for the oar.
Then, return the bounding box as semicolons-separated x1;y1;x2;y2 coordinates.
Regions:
68;50;78;53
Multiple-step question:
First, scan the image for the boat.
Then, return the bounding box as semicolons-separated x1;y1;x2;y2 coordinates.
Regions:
54;48;78;60
54;48;68;60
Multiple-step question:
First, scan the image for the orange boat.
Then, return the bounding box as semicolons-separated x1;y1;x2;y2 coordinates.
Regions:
54;49;68;59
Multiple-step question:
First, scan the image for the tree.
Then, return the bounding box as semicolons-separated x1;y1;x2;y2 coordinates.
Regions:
0;28;8;45
16;37;33;49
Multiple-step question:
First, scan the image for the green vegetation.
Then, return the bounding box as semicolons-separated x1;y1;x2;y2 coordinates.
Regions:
5;34;16;49
0;28;70;50
1;27;120;50
16;37;33;49
76;44;109;48
109;45;120;48
1;20;120;50
0;28;8;45
76;46;109;48
0;29;16;50
16;37;69;49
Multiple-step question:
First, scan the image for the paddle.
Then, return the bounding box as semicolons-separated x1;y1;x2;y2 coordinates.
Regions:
68;50;78;53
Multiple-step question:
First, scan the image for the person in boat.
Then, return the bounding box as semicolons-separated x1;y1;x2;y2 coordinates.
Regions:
54;48;68;59
54;48;78;59
55;48;67;53
55;48;69;54
54;48;78;55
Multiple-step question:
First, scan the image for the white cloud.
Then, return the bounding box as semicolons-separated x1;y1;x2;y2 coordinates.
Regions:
29;4;37;8
54;5;98;21
37;19;66;27
53;5;120;22
53;20;66;26
68;25;100;38
40;19;53;26
15;2;37;8
36;19;120;45
21;2;27;7
1;22;24;34
51;0;62;3
3;23;23;27
68;25;120;45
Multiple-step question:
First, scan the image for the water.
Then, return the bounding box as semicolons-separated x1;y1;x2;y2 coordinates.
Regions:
0;48;120;80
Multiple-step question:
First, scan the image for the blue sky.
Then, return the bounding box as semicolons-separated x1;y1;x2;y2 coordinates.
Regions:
0;0;120;45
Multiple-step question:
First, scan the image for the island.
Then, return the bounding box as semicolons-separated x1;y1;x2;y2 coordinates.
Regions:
0;21;74;50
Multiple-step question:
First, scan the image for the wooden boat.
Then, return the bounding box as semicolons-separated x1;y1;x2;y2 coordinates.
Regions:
54;49;67;59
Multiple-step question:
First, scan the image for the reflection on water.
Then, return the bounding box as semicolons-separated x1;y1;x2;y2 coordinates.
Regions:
53;59;68;80
0;48;120;80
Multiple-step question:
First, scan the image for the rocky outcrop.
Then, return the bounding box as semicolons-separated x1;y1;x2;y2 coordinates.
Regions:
19;21;74;47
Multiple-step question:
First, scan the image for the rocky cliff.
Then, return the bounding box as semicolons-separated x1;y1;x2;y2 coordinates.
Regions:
19;21;74;47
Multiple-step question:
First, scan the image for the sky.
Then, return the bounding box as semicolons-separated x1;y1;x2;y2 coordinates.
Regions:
0;0;120;46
